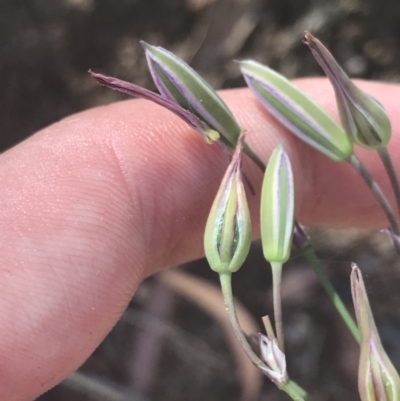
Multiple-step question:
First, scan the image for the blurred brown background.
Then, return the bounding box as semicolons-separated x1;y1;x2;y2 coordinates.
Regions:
1;0;400;400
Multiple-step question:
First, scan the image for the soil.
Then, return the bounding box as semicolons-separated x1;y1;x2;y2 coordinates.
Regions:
1;1;400;400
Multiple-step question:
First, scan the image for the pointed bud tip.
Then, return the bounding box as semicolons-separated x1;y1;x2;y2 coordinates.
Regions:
88;70;112;87
139;40;151;51
305;33;392;149
303;31;315;45
351;263;362;284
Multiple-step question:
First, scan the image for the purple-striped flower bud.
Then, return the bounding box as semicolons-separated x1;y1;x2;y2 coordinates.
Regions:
261;144;295;264
89;70;220;144
305;32;391;150
204;135;251;274
240;60;353;162
141;42;241;148
351;264;400;401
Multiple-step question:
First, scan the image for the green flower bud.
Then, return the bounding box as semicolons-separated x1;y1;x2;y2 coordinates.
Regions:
142;42;241;148
351;264;400;401
261;144;295;264
240;60;354;161
305;32;391;150
204;135;251;274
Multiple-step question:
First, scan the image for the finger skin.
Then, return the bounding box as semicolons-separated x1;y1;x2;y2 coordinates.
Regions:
0;79;398;400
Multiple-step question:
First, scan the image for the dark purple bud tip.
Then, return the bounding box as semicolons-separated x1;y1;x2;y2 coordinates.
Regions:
89;70;220;143
292;221;310;249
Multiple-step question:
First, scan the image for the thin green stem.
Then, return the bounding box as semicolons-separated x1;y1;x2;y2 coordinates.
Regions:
348;154;400;235
242;143;360;341
219;273;312;401
378;147;400;215
271;262;284;351
281;380;312;401
303;246;360;343
219;273;265;368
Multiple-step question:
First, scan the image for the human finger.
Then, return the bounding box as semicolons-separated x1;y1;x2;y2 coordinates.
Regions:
0;79;398;400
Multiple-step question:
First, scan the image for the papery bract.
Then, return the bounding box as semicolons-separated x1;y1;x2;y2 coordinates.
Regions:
259;333;288;385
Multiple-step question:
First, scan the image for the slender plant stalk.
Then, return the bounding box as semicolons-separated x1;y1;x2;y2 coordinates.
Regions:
348;154;400;235
243;146;359;341
219;273;312;401
271;262;284;351
377;147;400;215
219;273;265;368
283;380;312;401
262;315;276;339
303;247;360;343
